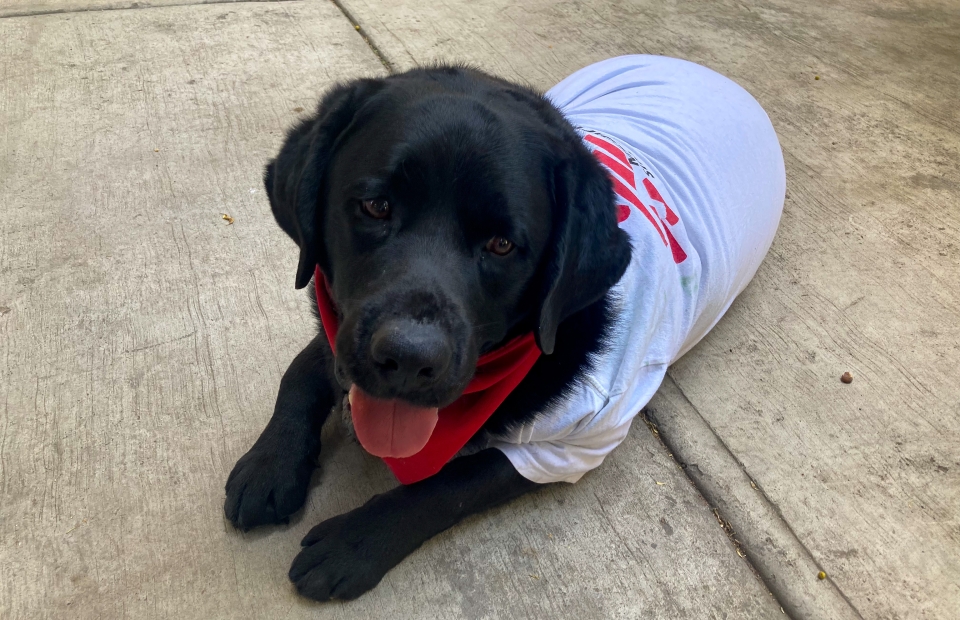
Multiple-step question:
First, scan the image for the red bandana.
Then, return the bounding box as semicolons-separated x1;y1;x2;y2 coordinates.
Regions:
314;266;541;484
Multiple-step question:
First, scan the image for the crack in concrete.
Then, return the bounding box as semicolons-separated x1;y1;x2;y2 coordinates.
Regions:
326;0;395;73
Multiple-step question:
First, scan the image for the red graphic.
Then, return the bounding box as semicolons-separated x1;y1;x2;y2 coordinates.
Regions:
585;134;629;165
586;135;636;187
609;175;667;245
661;221;688;263
642;178;686;262
586;133;687;264
643;178;679;226
593;150;635;188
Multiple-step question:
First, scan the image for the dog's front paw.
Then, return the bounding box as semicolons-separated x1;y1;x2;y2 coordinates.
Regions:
224;445;315;531
289;510;401;601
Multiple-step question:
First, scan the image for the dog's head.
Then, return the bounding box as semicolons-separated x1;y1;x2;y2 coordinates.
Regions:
265;67;630;438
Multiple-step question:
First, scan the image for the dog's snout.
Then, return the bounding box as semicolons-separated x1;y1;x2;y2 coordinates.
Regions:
370;319;453;388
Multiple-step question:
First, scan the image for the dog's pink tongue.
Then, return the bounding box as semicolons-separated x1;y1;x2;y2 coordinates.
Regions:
349;386;439;458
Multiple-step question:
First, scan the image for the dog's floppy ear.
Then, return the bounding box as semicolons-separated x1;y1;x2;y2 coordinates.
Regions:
265;78;384;289
535;147;632;354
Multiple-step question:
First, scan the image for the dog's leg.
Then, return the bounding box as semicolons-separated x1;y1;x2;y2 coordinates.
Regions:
289;448;539;600
225;334;337;530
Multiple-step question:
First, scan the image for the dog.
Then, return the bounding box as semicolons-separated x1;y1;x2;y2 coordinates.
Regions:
224;55;785;601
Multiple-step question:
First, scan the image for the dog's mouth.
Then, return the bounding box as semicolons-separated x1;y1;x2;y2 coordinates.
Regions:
348;385;439;458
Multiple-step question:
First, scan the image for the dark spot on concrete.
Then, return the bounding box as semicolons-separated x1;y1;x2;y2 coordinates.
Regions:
0;306;10;316
659;517;674;536
909;173;958;191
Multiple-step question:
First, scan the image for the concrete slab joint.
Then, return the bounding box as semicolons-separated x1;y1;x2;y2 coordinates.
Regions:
646;376;865;620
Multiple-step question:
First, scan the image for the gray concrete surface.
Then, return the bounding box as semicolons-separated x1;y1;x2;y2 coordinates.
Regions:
338;0;960;618
0;2;779;619
0;0;278;19
1;0;958;619
646;376;861;620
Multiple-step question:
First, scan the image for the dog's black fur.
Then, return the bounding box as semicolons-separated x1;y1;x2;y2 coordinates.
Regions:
225;66;632;601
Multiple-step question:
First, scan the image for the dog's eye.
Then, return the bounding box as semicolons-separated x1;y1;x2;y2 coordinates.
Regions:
485;236;514;256
360;198;390;219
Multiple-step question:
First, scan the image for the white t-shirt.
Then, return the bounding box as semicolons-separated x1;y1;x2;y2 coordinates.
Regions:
490;55;786;483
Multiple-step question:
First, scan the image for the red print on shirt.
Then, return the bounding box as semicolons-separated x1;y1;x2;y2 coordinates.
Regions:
585;133;687;264
643;177;687;263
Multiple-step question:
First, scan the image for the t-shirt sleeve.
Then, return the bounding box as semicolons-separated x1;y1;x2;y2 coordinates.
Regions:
490;362;669;484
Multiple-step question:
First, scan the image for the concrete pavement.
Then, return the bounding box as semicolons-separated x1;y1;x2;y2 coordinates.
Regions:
1;1;957;618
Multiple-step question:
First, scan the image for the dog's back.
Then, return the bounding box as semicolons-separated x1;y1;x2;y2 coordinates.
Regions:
489;56;785;484
548;55;786;357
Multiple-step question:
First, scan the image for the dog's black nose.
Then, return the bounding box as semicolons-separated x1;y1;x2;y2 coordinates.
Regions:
370;319;453;388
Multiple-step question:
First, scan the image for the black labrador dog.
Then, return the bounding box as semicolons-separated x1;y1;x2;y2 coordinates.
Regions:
224;66;630;601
